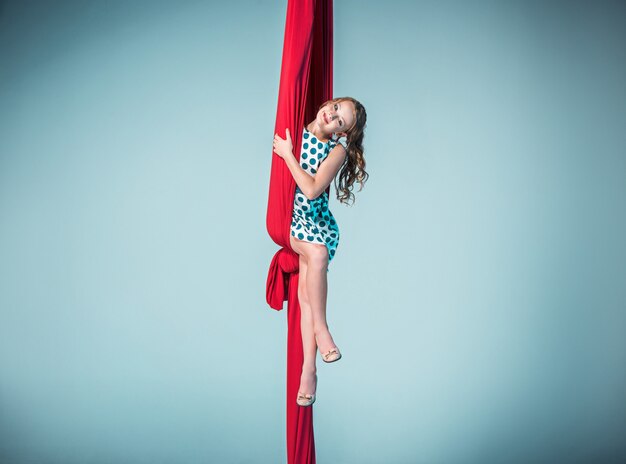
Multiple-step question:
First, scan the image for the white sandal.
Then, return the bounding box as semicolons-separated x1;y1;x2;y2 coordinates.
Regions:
296;373;317;407
321;347;341;363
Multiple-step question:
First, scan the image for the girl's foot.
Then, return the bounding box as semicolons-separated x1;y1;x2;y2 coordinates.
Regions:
296;367;317;407
315;329;342;363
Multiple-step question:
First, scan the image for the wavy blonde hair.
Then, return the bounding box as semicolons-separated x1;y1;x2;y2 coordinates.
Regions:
320;96;368;205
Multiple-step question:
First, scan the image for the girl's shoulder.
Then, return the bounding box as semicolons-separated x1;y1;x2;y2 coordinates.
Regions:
330;133;348;150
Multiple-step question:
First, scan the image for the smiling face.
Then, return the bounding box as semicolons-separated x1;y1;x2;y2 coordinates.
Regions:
316;99;356;138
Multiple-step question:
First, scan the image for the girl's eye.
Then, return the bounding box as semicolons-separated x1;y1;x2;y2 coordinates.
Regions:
334;104;338;110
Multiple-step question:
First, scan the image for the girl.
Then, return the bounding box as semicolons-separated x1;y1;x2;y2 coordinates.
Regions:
272;96;368;407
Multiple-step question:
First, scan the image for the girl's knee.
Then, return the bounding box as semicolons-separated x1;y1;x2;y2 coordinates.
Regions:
306;244;328;268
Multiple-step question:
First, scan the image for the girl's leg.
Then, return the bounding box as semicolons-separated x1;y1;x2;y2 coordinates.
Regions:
297;254;317;396
290;235;339;358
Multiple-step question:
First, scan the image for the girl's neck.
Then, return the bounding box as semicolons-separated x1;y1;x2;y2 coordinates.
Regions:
306;121;331;142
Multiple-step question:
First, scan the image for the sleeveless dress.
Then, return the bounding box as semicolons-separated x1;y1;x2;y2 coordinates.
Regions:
291;127;348;267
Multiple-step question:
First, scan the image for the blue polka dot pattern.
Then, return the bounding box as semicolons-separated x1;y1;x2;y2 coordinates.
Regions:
291;126;343;268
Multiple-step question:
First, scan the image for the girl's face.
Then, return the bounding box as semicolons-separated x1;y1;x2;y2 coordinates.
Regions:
316;100;356;137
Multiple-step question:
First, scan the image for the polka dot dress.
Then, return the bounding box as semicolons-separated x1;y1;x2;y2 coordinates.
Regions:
291;127;347;267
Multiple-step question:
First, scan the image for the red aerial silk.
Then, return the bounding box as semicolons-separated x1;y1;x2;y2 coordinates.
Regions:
265;1;333;463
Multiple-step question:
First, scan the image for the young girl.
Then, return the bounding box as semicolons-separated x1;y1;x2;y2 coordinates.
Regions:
272;97;368;407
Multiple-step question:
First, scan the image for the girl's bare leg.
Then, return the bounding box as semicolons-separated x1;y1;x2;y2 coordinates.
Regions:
297;254;317;396
290;235;339;359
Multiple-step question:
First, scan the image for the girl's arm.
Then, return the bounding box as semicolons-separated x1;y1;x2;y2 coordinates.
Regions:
306;144;346;199
273;129;347;200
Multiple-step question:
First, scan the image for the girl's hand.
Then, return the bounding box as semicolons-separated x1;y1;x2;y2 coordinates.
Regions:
273;128;293;160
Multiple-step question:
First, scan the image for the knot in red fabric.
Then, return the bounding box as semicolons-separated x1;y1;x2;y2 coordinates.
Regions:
266;247;299;311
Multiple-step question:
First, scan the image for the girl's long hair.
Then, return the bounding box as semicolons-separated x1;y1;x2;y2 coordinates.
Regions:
322;97;368;205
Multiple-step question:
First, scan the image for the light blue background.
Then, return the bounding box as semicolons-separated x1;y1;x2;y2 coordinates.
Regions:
1;1;625;463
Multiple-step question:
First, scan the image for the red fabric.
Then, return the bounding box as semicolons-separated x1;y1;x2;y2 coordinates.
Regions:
265;1;333;463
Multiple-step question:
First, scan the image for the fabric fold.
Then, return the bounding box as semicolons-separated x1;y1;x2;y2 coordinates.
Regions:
266;247;299;311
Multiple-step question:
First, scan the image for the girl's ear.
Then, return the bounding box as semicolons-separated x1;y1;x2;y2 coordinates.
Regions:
336;131;347;139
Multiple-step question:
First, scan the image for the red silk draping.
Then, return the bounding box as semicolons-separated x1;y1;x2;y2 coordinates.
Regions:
265;1;333;462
